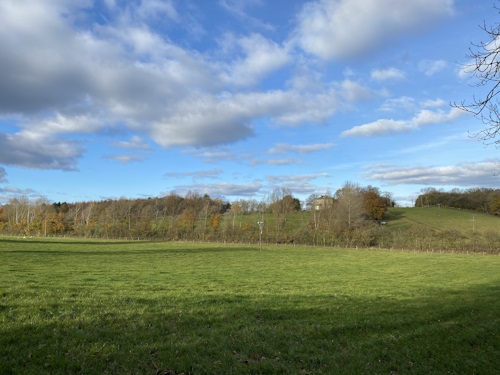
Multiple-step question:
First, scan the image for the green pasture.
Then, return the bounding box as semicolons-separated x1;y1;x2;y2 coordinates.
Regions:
1;237;499;374
384;206;500;232
228;206;500;238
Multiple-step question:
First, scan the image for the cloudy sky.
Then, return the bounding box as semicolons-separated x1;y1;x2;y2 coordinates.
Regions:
0;0;498;206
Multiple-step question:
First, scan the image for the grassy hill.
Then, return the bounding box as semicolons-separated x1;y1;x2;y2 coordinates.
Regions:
384;207;500;233
229;206;500;236
223;207;500;252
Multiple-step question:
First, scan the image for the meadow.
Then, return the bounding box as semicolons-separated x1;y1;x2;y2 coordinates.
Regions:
1;237;499;374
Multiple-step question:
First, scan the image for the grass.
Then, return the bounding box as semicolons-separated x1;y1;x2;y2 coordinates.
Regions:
229;207;500;239
384;207;500;232
1;237;499;374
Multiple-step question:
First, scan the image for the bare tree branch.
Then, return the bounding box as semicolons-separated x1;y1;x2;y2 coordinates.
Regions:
452;4;500;148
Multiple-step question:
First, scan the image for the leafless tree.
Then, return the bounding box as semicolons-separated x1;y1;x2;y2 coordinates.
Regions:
334;182;365;230
453;4;500;149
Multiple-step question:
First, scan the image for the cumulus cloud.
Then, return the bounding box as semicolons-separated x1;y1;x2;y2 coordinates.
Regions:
219;33;290;87
2;0;370;170
0;1;214;151
149;93;255;147
150;88;344;147
0;132;82;170
0;113;95;170
341;107;464;137
421;98;446;108
294;0;455;60
2;0;455;175
365;160;500;187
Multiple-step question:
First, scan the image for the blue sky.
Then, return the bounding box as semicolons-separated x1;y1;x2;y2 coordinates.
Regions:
0;0;498;206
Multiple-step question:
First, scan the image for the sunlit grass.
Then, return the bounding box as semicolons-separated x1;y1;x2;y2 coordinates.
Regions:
385;206;500;232
1;237;499;374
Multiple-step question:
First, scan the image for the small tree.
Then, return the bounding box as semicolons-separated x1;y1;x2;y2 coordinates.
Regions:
334;182;365;230
363;191;387;220
491;195;500;215
268;187;295;241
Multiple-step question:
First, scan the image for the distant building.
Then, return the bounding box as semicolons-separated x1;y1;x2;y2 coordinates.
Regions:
313;196;334;210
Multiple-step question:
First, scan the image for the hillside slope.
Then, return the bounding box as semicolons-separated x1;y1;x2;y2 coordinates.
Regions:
384;207;500;233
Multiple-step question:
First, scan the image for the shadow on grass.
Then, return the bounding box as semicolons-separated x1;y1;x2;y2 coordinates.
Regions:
0;237;257;255
0;238;135;246
383;209;405;221
1;283;498;374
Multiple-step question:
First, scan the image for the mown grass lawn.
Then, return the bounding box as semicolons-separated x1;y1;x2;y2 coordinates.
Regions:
0;237;499;374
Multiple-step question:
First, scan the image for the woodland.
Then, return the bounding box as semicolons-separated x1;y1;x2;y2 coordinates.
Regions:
1;184;499;252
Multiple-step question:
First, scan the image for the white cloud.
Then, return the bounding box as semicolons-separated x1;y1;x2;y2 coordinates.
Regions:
418;59;447;76
342;119;409;137
0;132;83;170
219;33;290;87
273;89;342;125
0;0;365;170
341;107;465;137
294;0;455;60
287;64;325;92
149;93;256;147
150;88;345;147
421;98;446;108
104;154;147;164
111;136;150;150
365;160;500;187
339;80;374;101
0;114;103;170
413;107;463;126
380;96;416;112
26;114;105;138
371;68;406;81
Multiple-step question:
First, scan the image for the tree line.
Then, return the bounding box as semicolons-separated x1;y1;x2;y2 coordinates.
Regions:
2;184;499;253
415;187;500;215
0;183;390;242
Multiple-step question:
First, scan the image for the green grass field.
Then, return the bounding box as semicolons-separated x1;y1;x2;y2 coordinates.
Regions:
384;206;500;232
1;237;499;374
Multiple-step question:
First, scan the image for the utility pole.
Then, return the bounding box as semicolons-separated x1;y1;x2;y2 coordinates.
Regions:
258;221;264;251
